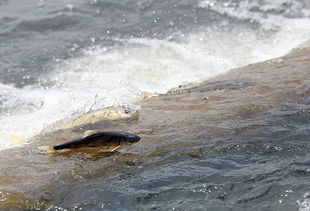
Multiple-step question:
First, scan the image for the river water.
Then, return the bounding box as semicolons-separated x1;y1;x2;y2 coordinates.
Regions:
0;0;310;210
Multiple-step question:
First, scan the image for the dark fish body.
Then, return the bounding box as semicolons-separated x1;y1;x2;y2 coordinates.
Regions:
53;131;140;150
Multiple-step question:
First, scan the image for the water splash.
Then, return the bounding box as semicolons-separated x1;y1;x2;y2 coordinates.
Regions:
1;1;310;150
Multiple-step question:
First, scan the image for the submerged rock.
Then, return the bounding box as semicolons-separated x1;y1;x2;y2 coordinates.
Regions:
0;47;309;209
63;104;140;129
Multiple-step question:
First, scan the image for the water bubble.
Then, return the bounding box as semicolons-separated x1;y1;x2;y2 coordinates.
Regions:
90;0;98;5
65;4;74;11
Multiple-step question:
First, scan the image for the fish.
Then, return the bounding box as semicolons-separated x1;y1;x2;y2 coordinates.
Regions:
53;131;140;150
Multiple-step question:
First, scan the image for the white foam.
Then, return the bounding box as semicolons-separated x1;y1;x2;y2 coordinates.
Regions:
199;0;310;27
298;192;310;211
298;199;310;211
0;11;310;150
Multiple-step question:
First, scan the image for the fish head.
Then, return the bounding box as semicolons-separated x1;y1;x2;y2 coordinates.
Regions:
118;132;140;144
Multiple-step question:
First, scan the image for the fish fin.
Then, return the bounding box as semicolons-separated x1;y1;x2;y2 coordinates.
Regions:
110;145;120;152
9;135;25;142
83;130;100;138
143;92;158;99
36;146;55;154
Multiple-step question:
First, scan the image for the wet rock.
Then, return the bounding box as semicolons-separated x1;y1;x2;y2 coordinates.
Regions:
63;104;140;129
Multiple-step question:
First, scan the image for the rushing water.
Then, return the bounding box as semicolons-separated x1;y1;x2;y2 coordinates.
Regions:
0;0;310;210
1;0;310;147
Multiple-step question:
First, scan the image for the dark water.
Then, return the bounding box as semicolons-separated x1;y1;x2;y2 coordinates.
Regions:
63;53;310;211
0;0;310;210
0;0;222;87
0;50;308;210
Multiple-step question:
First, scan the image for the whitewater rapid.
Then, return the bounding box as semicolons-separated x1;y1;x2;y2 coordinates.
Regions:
0;18;310;150
1;0;310;152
